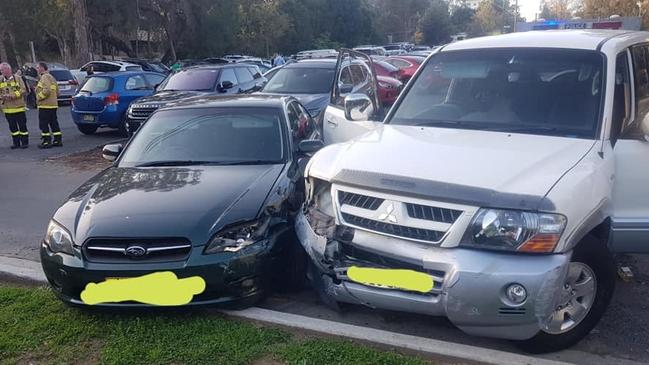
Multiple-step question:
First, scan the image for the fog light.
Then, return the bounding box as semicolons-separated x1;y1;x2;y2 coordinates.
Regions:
505;283;527;304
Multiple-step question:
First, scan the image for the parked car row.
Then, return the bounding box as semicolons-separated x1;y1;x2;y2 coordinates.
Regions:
42;30;649;354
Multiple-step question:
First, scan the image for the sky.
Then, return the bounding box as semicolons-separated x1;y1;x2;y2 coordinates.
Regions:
518;0;541;21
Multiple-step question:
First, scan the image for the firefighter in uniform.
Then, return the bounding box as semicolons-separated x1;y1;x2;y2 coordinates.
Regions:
36;62;62;148
0;62;29;149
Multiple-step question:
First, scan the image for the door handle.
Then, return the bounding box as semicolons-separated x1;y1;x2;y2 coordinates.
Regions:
326;119;338;128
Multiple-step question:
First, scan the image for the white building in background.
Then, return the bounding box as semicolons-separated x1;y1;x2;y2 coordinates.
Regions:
451;0;481;10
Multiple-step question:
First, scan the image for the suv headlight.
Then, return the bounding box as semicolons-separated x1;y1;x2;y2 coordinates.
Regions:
461;209;566;253
204;218;271;254
44;220;75;255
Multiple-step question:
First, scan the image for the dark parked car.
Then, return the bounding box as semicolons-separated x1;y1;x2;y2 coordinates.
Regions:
121;58;171;75
71;71;166;135
41;95;323;307
126;64;266;135
260;59;336;123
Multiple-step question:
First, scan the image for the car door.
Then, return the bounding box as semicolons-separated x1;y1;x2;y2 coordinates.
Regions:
610;45;649;253
323;49;383;145
217;67;239;94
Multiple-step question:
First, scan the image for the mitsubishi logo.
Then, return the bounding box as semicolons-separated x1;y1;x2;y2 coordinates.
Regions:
377;203;398;223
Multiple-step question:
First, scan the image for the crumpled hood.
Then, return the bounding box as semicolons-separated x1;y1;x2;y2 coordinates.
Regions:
133;90;209;106
53;165;285;246
308;125;595;210
293;93;329;116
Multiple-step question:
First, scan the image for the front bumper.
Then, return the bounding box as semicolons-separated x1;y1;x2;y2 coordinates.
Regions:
40;238;278;307
295;210;570;340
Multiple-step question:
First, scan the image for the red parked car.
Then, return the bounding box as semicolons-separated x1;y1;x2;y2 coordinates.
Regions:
372;60;401;80
376;75;402;106
384;56;425;82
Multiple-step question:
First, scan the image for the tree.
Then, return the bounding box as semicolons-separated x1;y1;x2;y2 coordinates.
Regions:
419;0;452;45
237;0;290;56
450;6;476;34
71;0;90;65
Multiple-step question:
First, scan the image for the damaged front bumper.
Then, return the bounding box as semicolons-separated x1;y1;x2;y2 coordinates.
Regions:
295;209;570;340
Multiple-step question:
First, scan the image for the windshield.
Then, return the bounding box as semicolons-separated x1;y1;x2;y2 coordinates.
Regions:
262;67;335;94
119;108;285;167
80;77;112;93
158;69;219;91
50;70;74;81
390;48;604;138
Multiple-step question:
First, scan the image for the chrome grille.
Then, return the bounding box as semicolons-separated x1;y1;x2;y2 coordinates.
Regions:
405;203;462;224
335;186;465;244
342;213;445;242
128;106;158;120
83;238;191;263
338;191;383;210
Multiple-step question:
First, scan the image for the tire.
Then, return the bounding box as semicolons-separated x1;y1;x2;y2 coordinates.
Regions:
515;234;616;353
274;231;309;293
77;125;98;135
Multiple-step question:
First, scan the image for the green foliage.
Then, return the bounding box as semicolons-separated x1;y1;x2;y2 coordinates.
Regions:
419;0;452;45
0;284;432;365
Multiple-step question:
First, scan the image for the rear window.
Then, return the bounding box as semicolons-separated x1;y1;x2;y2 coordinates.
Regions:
50;70;74;81
159;69;220;91
80;77;112;93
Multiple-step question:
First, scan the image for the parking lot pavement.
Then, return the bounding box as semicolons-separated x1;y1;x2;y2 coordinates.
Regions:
0;106;122;260
0;112;648;363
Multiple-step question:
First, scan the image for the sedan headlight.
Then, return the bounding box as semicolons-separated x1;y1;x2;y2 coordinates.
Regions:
204;218;271;254
462;209;566;253
44;220;75;255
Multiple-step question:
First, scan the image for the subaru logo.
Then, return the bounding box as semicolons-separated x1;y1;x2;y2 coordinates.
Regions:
125;245;147;258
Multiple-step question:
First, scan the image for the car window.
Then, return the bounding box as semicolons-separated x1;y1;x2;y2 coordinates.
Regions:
126;65;143;71
80;76;113;93
611;51;632;143
387;59;411;69
631;44;649;124
350;64;367;86
248;66;262;79
219;68;238;86
159;68;220;91
125;75;149;90
119;108;285;166
50;70;74;82
390;48;604;139
287;102;307;146
100;63;121;72
235;67;254;84
144;74;165;87
262;67;335;94
295;102;317;140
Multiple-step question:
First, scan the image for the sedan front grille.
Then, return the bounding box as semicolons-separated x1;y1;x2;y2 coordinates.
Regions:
83;238;191;263
342;213;445;242
128;106;158;120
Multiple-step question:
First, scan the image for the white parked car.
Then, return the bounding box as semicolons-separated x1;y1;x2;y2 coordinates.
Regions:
71;61;143;84
298;30;649;352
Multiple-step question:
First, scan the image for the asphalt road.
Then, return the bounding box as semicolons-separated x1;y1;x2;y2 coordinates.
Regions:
0;109;648;364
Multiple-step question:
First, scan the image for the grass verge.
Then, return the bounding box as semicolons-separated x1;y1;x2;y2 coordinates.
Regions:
0;284;432;365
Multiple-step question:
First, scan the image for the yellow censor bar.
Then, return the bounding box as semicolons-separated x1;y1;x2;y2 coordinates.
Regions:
347;266;434;293
80;271;206;306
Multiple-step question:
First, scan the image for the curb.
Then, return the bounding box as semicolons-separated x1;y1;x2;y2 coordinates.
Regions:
0;255;568;365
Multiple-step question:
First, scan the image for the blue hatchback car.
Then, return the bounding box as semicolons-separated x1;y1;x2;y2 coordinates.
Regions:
71;71;166;135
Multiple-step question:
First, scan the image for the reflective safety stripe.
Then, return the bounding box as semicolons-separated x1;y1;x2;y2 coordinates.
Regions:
50;85;57;90
52;132;62;136
13;91;21;97
3;107;26;113
41;133;51;136
19;132;28;136
37;92;46;100
10;131;20;136
37;105;58;109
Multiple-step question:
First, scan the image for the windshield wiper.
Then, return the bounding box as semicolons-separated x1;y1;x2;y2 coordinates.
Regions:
135;160;281;167
135;160;214;167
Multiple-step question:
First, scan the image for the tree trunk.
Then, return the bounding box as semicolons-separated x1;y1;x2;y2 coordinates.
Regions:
164;22;177;62
71;0;90;67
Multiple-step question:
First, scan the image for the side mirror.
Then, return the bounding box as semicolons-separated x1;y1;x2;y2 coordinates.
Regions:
102;144;123;162
298;139;324;154
218;81;234;92
153;83;160;91
339;83;354;94
344;93;374;121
